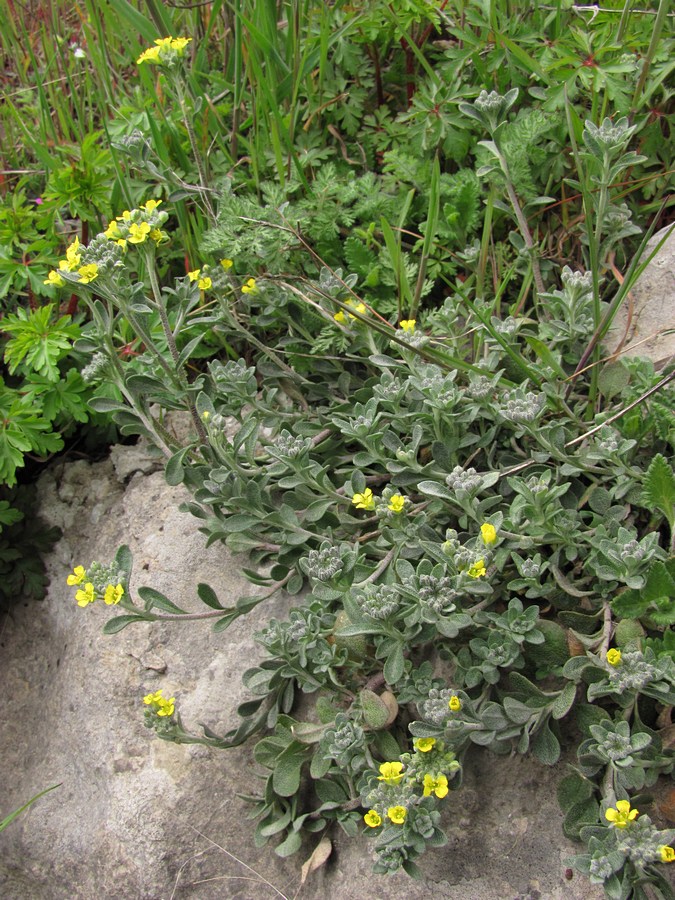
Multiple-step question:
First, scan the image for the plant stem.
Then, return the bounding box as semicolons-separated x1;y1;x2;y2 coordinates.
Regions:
631;0;670;113
145;252;208;444
175;79;216;222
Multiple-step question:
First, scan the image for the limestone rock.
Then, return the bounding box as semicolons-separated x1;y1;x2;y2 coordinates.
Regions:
606;224;675;367
0;446;603;899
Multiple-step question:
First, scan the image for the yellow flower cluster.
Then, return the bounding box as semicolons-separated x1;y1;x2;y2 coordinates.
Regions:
334;299;367;324
103;199;168;250
44;237;99;287
137;36;192;66
351;487;407;514
143;689;175;717
67;566;124;608
187;268;212;290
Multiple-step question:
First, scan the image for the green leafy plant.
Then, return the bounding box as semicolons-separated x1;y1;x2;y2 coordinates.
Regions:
61;179;674;896
0;485;61;609
3;2;675;896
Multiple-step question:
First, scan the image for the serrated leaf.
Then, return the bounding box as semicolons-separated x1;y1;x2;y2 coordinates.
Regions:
612;560;675;620
641;454;675;529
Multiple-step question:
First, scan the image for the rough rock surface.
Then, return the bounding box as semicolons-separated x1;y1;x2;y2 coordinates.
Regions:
606;223;675;366
0;446;604;899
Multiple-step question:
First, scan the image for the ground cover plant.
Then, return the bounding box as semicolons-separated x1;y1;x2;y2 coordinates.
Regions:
2;0;675;897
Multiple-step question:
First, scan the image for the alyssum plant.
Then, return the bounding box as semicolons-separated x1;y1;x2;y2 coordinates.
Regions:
54;84;675;897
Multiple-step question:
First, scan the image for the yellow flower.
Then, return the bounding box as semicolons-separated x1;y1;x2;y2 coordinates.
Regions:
104;220;122;240
104;584;124;605
143;690;164;705
143;688;175;717
220;258;233;271
75;582;96;607
149;228;167;245
142;199;162;213
414;737;436;753
241;277;257;294
137;38;190;65
423;773;449;799
467;559;486;578
333;310;346;324
387;494;406;514
377;761;405;785
363;810;382;828
127;222;151;244
117;210;132;222
606;649;622;667
480;523;497;545
659;846;675;863
44;270;65;287
58;237;81;272
67;565;86;586
399;319;416;333
605;800;638;829
137;46;161;65
170;37;191;54
77;264;99;284
157;695;175;717
448;695;462;712
65;237;81;266
197;276;212;290
352;488;375;511
187;269;201;282
348;301;366;318
387;806;407;825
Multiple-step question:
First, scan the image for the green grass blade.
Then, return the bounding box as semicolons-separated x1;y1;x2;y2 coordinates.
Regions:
0;784;61;833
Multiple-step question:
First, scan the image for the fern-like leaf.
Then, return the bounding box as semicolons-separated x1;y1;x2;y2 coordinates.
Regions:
641;453;675;531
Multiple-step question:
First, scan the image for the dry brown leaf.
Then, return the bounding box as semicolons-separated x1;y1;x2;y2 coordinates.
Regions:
299;836;332;885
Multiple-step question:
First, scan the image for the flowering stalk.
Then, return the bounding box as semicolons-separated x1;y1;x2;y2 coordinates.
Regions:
143;247;207;444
